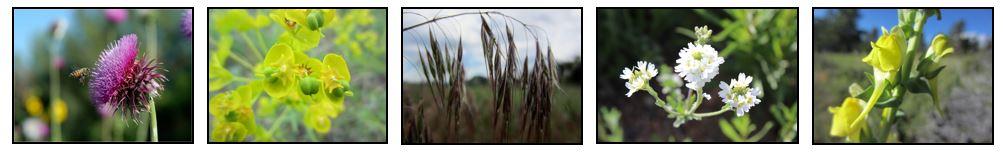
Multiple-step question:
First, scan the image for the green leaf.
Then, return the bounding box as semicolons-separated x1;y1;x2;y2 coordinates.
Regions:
905;78;931;93
848;83;864;97
718;119;742;142
747;121;774;142
925;65;947;79
732;116;750;137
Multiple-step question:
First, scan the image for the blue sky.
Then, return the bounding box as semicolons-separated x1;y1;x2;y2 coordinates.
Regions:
14;9;73;61
402;9;582;83
814;9;992;44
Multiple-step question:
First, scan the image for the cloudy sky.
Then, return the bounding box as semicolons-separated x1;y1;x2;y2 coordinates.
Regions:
402;9;582;83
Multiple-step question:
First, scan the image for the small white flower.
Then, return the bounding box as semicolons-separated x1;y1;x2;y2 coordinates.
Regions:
718;73;762;116
703;93;712;100
675;43;725;91
636;61;658;79
622;61;658;97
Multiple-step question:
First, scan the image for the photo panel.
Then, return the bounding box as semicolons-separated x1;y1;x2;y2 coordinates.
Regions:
401;7;583;145
595;7;799;144
12;7;195;144
812;8;993;145
206;8;389;143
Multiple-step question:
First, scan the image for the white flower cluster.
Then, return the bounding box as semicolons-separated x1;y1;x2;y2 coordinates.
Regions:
674;43;725;91
620;61;658;97
718;73;763;116
620;25;764;117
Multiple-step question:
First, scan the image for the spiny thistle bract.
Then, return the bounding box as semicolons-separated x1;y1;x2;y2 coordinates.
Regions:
88;34;167;122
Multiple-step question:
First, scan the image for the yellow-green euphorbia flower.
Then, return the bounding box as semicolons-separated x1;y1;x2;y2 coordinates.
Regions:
830;97;866;142
259;44;296;98
212;121;248;142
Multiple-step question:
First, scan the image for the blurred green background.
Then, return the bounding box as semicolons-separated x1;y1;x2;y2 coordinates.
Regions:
812;9;992;143
596;9;798;142
13;9;193;142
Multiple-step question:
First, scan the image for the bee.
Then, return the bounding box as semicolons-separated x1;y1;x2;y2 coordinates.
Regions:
70;67;90;83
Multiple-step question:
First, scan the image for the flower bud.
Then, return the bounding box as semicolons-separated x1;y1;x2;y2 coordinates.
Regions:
923;34;953;64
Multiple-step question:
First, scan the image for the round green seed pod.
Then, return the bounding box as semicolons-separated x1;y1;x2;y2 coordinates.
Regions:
299;76;321;95
306;11;324;31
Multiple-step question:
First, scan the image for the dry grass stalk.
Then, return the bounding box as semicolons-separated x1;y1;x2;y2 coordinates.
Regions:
405;11;560;143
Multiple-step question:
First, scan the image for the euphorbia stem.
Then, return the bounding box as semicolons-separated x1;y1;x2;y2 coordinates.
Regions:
150;100;159;142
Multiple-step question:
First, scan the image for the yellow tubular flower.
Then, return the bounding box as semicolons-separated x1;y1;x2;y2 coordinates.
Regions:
853;27;905;131
924;34;954;115
861;27;905;84
924;34;954;63
830;97;865;142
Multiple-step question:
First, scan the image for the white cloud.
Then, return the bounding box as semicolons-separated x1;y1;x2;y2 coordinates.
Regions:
402;9;582;83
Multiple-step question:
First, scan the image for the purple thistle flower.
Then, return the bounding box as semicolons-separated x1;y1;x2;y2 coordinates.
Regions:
105;9;128;24
89;34;167;120
181;9;193;38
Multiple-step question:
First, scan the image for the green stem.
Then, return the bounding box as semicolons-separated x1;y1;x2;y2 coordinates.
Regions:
693;106;732;118
255;30;269;55
49;37;62;142
268;107;292;136
240;32;264;60
643;87;676;115
234;76;256;82
102;119;112;141
150;100;159;142
136;113;149;141
688;89;704;113
229;53;257;70
852;81;887;131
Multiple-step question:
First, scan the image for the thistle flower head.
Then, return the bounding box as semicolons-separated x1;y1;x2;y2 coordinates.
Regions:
89;34;167;121
621;61;657;97
718;73;762;116
675;43;724;90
